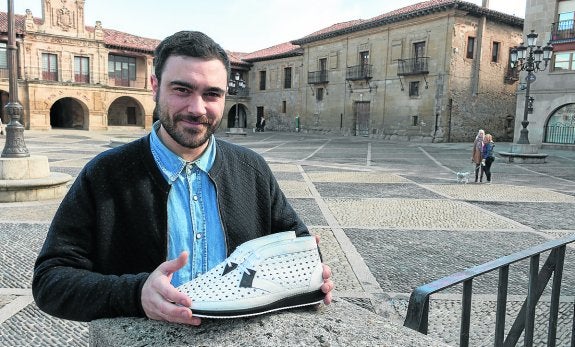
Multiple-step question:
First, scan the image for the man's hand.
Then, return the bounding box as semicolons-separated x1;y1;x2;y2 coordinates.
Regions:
314;235;334;305
141;252;201;325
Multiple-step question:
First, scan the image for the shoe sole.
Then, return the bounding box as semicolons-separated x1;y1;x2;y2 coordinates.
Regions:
191;289;325;319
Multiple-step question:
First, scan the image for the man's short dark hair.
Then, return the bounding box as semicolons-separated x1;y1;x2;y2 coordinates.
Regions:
153;31;231;83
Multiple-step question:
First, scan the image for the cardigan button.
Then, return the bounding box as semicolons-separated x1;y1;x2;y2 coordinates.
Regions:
195;233;203;239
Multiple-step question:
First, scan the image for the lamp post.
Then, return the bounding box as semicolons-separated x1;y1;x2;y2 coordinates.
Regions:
1;0;29;158
510;30;553;145
228;72;246;132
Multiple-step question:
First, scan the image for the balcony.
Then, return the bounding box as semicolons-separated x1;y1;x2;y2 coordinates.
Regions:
227;86;250;97
551;19;575;42
307;70;329;84
397;57;429;76
346;64;373;81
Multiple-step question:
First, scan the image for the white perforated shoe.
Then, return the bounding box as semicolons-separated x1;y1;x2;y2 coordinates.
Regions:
216;231;296;277
177;235;324;318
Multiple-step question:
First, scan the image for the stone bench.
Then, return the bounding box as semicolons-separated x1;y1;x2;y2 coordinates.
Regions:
89;298;450;346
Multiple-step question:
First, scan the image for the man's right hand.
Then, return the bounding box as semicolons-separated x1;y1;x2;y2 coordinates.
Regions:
141;252;201;325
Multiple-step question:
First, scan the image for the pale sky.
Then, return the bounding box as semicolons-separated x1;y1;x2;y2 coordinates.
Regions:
2;0;526;52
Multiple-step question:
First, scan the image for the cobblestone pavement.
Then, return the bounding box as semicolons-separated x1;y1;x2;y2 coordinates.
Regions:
1;129;574;346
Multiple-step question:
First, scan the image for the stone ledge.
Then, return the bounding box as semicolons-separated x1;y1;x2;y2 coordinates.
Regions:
89;299;450;347
0;172;72;202
498;152;548;164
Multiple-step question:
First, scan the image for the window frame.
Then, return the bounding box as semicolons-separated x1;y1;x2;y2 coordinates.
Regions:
466;37;476;59
284;67;292;89
553;51;575;71
316;87;324;101
259;70;266;90
409;81;420;97
108;54;136;87
74;56;90;83
42;53;59;81
492;41;501;63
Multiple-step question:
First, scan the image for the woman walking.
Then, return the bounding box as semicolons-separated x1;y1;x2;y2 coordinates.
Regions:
481;134;495;183
471;129;485;183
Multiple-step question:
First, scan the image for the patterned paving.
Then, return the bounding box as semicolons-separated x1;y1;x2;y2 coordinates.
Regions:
325;198;526;230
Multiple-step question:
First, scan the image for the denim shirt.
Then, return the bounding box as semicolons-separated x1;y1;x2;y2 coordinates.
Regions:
150;124;226;287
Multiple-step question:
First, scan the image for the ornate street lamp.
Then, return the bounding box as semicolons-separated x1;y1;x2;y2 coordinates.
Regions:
228;72;246;132
510;30;553;145
1;0;30;158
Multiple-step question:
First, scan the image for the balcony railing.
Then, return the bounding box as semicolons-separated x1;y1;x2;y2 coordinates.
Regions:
404;234;575;347
14;67;149;88
346;64;373;81
227;86;250;97
397;57;429;76
551;20;575;42
308;70;329;84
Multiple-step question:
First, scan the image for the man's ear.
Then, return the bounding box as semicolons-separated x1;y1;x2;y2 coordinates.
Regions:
151;75;159;102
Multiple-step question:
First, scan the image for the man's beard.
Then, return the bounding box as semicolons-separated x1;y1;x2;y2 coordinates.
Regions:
155;103;221;149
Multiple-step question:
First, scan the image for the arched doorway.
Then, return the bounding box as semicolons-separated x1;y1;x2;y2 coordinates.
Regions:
50;97;87;129
227;103;247;128
544;103;575;144
108;96;145;126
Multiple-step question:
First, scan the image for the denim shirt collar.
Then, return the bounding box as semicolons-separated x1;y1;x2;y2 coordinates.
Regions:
150;122;216;182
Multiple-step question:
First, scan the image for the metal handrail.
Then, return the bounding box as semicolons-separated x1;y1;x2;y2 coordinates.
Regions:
404;234;575;347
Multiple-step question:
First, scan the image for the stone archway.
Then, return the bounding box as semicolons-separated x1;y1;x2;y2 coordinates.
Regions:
50;97;88;129
544;103;575;144
227;103;247;128
108;96;145;126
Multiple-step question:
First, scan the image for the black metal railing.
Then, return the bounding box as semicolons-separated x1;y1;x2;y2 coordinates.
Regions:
397;57;429;76
404;234;575;347
545;124;575;144
551;20;575;42
308;70;329;84
346;64;372;80
227;86;250;97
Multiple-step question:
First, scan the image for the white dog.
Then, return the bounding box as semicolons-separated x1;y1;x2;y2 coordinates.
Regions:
456;171;470;184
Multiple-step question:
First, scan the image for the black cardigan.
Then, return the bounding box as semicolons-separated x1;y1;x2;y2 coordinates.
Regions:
32;135;308;321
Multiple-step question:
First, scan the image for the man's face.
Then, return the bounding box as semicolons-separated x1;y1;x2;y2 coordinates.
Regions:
151;56;227;151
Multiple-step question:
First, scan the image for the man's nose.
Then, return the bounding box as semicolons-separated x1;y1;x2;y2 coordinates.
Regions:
186;94;207;115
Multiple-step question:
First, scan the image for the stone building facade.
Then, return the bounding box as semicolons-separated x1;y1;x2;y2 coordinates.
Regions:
245;1;524;142
1;0;526;142
0;0;246;132
518;0;575;147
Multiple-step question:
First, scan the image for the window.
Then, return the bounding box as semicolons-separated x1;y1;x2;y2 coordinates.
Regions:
466;37;475;59
282;100;287;113
42;53;58;81
259;70;266;90
0;43;7;70
316;87;324;101
108;55;136;87
360;51;369;66
409;81;420;97
558;11;574;30
413;42;426;58
492;42;500;63
553;52;575;71
284;67;292;89
74;56;89;83
412;115;419;126
319;58;327;71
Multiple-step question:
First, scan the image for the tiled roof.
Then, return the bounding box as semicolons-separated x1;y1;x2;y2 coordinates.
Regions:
103;28;160;52
292;0;523;45
242;42;303;62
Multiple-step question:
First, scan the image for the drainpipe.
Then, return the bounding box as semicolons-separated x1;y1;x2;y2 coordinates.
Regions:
472;0;488;96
